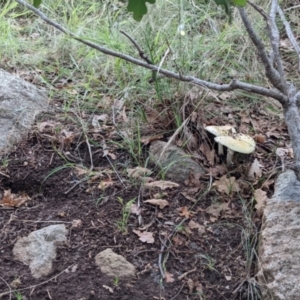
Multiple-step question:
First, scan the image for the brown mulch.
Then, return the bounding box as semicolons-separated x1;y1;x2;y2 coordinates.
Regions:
0;128;262;300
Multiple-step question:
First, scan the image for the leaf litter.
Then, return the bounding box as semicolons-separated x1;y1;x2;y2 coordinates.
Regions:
0;73;292;300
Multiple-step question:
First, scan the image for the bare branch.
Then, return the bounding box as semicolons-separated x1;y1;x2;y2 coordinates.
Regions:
14;0;287;105
277;5;300;74
248;1;284;76
120;30;153;64
284;4;300;12
268;0;287;90
238;7;285;93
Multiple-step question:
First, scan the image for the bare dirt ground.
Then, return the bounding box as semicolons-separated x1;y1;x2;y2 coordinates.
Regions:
0;87;291;300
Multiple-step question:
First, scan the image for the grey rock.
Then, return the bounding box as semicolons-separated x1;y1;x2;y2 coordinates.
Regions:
95;248;136;279
257;170;300;300
13;225;68;278
149;141;205;183
0;69;47;155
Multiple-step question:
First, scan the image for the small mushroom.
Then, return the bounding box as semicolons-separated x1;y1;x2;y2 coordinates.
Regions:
215;134;256;165
205;125;236;155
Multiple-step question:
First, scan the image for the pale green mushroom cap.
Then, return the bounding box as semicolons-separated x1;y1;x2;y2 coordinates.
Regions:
215;134;256;154
205;125;236;136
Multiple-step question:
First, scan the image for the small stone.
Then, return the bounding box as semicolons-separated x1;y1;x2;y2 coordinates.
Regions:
149;141;205;183
95;248;136;279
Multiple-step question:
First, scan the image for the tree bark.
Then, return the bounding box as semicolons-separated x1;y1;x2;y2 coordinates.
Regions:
284;89;300;180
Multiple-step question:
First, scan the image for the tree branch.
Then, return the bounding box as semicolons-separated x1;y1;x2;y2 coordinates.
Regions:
238;7;285;94
248;0;287;91
14;0;287;105
277;5;300;74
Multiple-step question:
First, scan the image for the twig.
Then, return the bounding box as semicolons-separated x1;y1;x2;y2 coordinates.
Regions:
0;264;75;297
277;5;300;74
14;0;287;104
64;176;89;194
158;117;190;162
105;155;126;187
120;30;152;64
15;220;72;223
0;171;10;178
284;4;300;12
238;7;285;94
170;282;186;300
177;267;197;280
248;0;287;91
0;277;12;300
157;218;187;281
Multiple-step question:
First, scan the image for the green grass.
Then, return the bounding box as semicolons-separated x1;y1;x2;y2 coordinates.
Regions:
1;1;298;298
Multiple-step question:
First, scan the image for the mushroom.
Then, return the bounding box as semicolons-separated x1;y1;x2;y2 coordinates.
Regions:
205;125;236;155
214;134;256;165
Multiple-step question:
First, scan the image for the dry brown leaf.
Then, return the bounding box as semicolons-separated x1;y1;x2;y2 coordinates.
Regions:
0;189;30;208
188;220;200;230
132;230;155;243
187;278;194;294
180;192;196;203
164;271;175;283
144;180;179;190
199;142;215;165
178;206;193;218
37;121;56;133
141;134;164;145
98;179;114;190
248;159;264;179
127;167;152;179
276;147;294;159
206;202;230;222
254;189;269;216
172;235;184;247
209;165;227;177
74;167;90;176
212;175;240;195
130;204;141;215
92;114;108;129
144;199;169;209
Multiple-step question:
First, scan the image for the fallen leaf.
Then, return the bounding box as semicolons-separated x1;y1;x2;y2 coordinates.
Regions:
92;114;108;129
10;278;21;289
254;189;269;216
141;134;164;145
98;179;115;190
127;167;152;179
172;235;184;246
144;199;169;209
130;204;141;215
188;220;200;230
0;189;30;208
132;230;155;243
74;167;90;176
212;175;240;195
180;192;196;203
165;271;175;283
206;202;230;222
144;180;179;190
178;206;193;218
248;159;264;178
187;278;194;294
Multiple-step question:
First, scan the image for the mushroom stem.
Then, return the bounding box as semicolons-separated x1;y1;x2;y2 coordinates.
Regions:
218;143;224;155
226;149;235;165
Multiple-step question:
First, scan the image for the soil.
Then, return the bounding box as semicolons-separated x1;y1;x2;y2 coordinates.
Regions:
0;122;263;300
